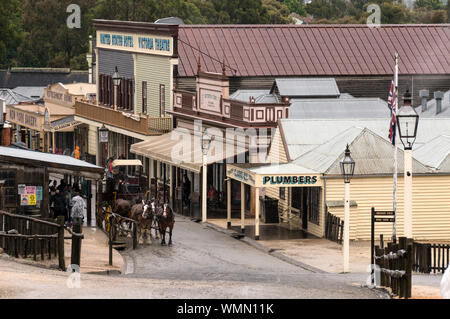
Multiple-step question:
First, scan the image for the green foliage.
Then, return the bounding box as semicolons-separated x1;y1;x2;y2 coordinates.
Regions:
284;0;307;16
415;0;445;10
0;0;448;70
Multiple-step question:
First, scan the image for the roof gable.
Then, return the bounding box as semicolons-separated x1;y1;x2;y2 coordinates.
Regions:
294;127;431;175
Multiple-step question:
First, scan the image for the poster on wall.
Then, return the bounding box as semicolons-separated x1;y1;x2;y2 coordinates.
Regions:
36;186;43;201
26;186;36;195
20;195;28;206
18;184;26;195
28;193;37;206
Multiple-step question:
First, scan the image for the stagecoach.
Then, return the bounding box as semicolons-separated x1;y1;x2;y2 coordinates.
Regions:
97;159;149;232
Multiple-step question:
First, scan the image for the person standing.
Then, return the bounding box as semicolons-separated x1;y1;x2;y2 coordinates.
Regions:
53;190;67;221
182;173;191;209
71;190;85;226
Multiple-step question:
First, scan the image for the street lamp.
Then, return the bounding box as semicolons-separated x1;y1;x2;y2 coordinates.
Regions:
340;144;355;273
99;124;109;170
201;129;212;223
396;89;418;239
112;66;121;110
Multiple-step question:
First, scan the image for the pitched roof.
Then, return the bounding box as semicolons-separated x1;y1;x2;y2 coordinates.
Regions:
0;69;88;89
279;118;450;160
12;87;45;100
0;89;35;105
272;78;340;97
294;127;431;175
419;90;450;117
178;24;450;77
288;97;389;119
414;135;450;169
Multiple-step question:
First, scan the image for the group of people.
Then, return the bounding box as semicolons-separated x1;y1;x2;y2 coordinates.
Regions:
49;180;86;226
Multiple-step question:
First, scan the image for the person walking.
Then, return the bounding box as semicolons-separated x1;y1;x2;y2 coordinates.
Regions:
70;190;85;227
182;173;191;209
53;190;67;222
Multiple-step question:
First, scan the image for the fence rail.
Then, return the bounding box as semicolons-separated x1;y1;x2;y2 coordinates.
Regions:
0;210;82;270
413;242;450;274
374;236;413;299
324;212;343;244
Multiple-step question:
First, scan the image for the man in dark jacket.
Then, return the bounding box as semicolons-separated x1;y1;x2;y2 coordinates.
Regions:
53;190;68;222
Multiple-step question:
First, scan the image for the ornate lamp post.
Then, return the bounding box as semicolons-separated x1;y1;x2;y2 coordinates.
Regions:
396;90;419;239
201;129;211;223
112;66;121;110
99;124;109;170
340;144;355;273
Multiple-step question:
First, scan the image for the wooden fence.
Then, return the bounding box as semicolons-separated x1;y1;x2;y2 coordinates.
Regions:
374;237;413;299
325;212;343;244
0;210;83;270
413;242;450;274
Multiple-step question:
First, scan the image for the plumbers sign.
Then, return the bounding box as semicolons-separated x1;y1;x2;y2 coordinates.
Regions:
263;175;318;185
97;31;173;56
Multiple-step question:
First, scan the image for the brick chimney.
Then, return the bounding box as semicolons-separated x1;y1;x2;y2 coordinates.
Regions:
419;89;429;112
434;91;444;115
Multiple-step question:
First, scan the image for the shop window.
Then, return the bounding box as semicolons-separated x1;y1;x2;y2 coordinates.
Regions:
160;84;165;116
279;187;285;200
308;188;321;225
0;170;16;207
142;81;147;115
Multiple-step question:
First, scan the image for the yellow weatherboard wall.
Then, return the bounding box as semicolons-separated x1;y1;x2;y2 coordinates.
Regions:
325;175;450;241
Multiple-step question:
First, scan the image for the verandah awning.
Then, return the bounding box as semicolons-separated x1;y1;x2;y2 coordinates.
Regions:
130;128;248;174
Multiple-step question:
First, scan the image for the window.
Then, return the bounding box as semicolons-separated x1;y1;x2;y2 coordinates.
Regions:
0;170;16;207
142;81;147;115
279;187;285;200
160;84;166;116
127;79;134;111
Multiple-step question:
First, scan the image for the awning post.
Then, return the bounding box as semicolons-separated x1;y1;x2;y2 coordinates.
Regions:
241;182;245;233
255;187;260;240
227;178;231;229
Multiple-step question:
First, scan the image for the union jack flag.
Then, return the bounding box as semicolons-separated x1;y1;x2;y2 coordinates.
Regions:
387;78;397;145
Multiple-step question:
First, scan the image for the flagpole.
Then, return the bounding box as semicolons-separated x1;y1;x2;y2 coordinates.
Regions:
393;52;399;243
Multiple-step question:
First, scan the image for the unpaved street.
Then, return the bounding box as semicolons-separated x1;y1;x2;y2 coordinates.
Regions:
0;216;386;299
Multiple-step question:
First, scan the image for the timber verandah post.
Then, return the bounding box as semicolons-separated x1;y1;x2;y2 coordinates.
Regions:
57;216;65;271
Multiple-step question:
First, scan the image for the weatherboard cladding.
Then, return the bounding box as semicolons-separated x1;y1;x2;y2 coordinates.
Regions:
178;24;450;78
135;54;171;117
98;49;134;80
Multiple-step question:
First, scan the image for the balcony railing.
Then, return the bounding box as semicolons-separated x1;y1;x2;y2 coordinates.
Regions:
75;100;172;136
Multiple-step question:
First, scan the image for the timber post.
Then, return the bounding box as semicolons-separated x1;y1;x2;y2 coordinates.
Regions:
57;216;65;271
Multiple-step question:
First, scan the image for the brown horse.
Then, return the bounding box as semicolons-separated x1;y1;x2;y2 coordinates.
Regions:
113;199;132;218
130;201;155;245
156;203;175;246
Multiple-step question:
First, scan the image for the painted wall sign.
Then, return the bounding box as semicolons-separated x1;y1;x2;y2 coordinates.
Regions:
263;175;318;185
227;168;255;186
6;108;41;130
97;31;173;56
199;88;221;113
46;90;73;103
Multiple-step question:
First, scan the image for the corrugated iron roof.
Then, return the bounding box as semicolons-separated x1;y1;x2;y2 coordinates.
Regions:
414;135;450;169
280;118;450;160
178;24;450;77
288;97;389;119
229;89;270;103
12;87;45;100
0;146;102;171
0;89;35;105
272;78;340;97
294;127;431;175
419;90;450;117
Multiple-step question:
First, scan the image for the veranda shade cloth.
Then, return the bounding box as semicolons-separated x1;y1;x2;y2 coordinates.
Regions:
130;128;248;174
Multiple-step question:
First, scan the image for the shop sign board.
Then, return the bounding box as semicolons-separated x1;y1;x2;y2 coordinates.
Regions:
262;175;318;185
97;31;173;56
227;167;255;186
6;107;42;130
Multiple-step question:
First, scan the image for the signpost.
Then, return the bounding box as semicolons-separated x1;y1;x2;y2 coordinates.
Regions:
371;207;396;285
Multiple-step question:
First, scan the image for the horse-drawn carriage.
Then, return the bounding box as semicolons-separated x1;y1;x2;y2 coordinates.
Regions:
96;159;174;247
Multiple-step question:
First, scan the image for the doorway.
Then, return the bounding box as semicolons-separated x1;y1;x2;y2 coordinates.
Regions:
291;187;321;230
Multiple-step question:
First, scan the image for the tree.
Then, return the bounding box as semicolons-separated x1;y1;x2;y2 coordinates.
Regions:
415;0;445;10
284;0;307;16
262;0;293;24
0;0;24;68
